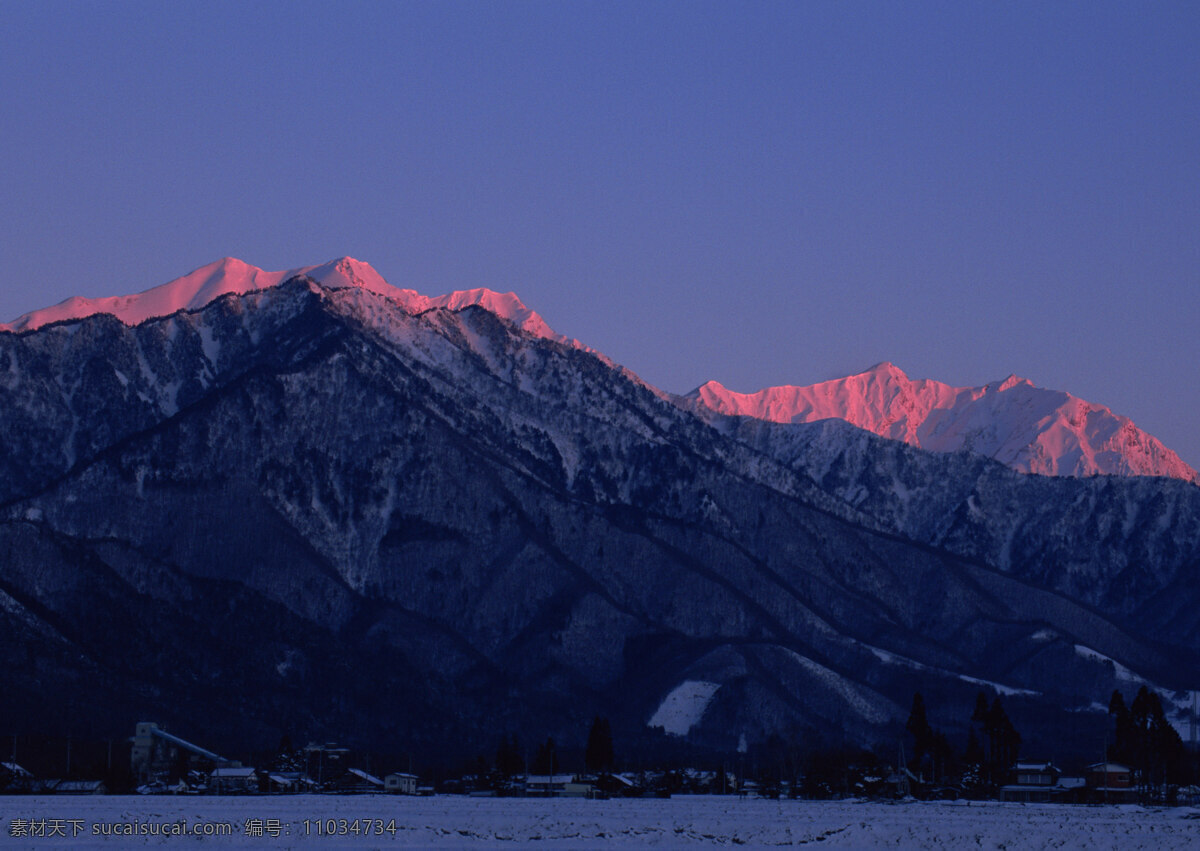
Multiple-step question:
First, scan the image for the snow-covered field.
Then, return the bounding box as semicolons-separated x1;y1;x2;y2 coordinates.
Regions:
1;795;1196;849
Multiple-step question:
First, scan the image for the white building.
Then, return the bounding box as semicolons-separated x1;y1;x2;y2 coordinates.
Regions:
385;772;419;794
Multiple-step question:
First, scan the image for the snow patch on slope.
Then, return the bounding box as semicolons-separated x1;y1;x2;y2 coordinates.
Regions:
1074;645;1198;739
1074;645;1142;683
783;649;892;724
648;680;721;736
865;645;1039;697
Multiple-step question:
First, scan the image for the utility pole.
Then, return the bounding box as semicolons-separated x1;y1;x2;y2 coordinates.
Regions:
1102;734;1108;806
1191;691;1197;749
1193;691;1199;789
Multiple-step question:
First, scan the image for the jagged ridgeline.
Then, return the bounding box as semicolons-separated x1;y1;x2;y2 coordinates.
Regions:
1;259;1197;764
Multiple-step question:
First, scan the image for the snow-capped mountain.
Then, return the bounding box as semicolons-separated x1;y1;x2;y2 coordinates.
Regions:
0;256;575;348
1;259;1197;763
689;362;1197;482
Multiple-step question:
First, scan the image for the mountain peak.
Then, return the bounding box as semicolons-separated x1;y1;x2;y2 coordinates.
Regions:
995;373;1034;392
212;256;251;270
303;257;393;295
0;258;568;347
0;257;301;332
862;361;908;379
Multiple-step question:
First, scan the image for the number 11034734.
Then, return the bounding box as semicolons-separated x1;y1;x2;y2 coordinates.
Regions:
302;817;398;837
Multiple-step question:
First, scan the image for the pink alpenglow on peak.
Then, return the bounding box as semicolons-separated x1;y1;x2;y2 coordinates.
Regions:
417;288;559;341
0;256;390;332
691;363;1198;483
0;257;569;346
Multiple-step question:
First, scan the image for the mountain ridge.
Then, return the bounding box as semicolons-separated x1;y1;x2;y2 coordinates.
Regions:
0;262;1197;761
7;259;1190;484
0;256;574;348
689;362;1197;483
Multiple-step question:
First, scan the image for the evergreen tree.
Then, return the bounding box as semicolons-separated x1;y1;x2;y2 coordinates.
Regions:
495;734;523;777
715;764;730;795
961;729;985;794
964;728;985;766
1129;686;1185;795
1130;686;1156;793
971;692;990;727
532;737;557;776
905;693;934;767
585;716;614;773
969;691;993;784
761;733;787;790
929;731;956;785
984;697;1021;783
1108;690;1134;767
270;733;304;773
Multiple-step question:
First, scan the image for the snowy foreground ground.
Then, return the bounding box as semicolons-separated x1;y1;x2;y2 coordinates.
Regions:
1;795;1197;849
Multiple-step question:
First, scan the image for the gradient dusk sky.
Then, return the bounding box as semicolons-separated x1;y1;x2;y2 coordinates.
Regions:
3;2;1198;467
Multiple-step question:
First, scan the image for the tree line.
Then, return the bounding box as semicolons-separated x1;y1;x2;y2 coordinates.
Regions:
905;685;1189;798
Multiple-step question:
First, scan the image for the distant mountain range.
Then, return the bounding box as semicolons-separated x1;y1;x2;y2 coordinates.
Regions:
690;363;1197;483
11;257;1191;484
1;258;1196;763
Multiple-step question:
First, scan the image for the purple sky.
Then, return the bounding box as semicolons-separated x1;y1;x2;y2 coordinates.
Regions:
3;2;1199;468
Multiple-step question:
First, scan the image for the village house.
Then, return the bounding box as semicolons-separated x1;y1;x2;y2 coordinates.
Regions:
263;772;316;794
1085;762;1137;801
590;772;640;797
330;767;385;793
209;766;258;794
1;762;37;793
1014;761;1059;786
302;742;350;787
999;761;1083;803
524;774;593;797
385;772;419;795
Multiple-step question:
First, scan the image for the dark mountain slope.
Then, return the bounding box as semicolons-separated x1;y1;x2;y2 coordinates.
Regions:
0;279;1192;761
709;415;1200;652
